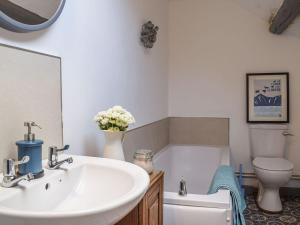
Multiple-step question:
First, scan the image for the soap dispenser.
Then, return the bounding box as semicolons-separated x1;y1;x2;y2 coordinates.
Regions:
16;122;44;178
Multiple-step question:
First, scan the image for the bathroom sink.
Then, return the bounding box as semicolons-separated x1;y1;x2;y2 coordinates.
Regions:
0;155;150;225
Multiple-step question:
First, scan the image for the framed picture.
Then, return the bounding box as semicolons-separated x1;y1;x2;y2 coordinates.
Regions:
246;73;289;123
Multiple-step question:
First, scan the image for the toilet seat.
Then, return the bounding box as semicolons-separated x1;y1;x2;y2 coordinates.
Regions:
253;157;293;171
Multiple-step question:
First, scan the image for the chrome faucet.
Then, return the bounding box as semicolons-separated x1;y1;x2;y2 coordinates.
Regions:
179;179;187;196
48;145;73;170
2;156;34;188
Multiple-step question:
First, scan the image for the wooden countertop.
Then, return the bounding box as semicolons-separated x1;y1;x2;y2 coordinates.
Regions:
149;170;164;187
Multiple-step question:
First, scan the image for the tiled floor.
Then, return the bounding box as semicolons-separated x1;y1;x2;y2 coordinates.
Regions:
245;195;300;225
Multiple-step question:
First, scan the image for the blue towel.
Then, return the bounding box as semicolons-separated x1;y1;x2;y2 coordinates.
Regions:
208;165;246;225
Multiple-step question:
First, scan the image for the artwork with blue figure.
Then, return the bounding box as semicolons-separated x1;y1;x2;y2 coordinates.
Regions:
253;79;282;118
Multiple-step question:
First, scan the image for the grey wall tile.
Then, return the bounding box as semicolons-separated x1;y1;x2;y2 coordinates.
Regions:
169;117;229;146
123;118;169;162
123;117;229;163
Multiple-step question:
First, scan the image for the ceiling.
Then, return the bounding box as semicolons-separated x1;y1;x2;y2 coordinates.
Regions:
233;0;283;20
169;0;300;36
232;0;300;36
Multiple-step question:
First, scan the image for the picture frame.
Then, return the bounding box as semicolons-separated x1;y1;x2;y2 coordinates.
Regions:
246;73;289;123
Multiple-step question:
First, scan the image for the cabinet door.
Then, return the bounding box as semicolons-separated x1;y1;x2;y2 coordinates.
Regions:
140;177;163;225
115;206;139;225
115;171;164;225
148;198;159;225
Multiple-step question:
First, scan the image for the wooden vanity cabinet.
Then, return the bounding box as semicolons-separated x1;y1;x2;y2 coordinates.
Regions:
115;171;164;225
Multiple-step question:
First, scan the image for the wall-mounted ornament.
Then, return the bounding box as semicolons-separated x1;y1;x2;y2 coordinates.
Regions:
140;21;159;49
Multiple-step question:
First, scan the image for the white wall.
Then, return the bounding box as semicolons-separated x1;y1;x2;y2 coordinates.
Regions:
2;0;300;176
0;0;168;157
168;0;300;174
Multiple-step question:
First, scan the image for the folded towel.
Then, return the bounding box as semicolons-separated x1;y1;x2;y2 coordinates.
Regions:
208;165;246;225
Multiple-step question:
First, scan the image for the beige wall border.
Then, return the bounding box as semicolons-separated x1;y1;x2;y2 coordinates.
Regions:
123;118;169;162
169;117;229;146
123;117;230;162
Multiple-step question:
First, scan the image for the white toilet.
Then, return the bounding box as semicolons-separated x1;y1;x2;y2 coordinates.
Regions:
249;124;294;213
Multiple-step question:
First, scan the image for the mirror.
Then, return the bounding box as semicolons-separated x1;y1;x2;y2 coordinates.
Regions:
0;44;63;170
0;0;65;32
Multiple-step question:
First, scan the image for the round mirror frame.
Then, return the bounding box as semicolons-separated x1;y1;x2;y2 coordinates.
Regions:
0;0;66;33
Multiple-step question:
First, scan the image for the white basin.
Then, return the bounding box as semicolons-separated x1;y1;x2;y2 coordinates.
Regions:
0;155;150;225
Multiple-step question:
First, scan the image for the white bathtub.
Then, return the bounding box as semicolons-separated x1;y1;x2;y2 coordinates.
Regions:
153;145;232;225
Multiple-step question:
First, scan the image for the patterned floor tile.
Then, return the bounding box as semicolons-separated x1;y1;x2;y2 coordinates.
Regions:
245;195;300;225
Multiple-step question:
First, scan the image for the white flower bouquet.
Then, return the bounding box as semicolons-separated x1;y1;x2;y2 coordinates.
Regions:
94;105;135;132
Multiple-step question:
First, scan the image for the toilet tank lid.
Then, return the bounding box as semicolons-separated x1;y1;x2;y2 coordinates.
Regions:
249;124;288;130
253;157;293;171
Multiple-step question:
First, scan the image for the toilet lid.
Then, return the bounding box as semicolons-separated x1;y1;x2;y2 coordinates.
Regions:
253;157;294;171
